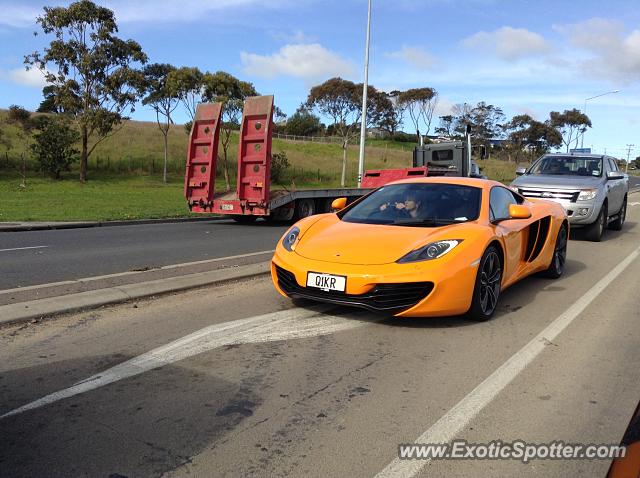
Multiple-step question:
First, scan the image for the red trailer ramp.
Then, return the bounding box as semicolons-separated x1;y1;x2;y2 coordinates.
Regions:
234;95;274;215
184;102;222;212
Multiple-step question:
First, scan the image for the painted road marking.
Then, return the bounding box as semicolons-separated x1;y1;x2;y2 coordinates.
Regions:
629;202;640;206
375;244;640;478
0;246;48;253
0;306;372;420
0;249;275;295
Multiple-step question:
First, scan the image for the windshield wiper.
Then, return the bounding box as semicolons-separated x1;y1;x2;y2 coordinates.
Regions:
392;217;461;227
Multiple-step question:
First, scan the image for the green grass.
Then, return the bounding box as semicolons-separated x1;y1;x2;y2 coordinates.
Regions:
0;173;196;222
0;110;530;221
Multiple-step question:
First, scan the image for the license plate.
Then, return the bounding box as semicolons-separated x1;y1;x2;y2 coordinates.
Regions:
220;204;234;211
306;272;346;292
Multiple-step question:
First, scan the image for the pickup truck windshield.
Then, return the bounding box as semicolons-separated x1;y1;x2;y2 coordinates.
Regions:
529;156;603;177
340;183;481;226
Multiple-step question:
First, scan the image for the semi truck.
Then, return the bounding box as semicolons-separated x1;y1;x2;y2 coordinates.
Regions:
184;95;485;222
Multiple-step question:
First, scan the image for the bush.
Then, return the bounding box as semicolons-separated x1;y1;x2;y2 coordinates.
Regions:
30;116;79;179
285;107;323;136
271;151;290;184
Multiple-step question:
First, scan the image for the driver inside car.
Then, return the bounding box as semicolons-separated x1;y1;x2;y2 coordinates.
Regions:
379;192;422;219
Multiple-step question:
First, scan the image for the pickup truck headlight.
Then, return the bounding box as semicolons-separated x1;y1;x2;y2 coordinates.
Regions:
397;240;462;263
577;189;598;201
282;227;300;251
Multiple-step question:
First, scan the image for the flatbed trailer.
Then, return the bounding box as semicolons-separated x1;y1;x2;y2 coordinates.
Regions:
184;95;478;222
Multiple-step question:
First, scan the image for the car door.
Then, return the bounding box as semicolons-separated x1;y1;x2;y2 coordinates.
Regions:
606;157;624;213
489;186;530;285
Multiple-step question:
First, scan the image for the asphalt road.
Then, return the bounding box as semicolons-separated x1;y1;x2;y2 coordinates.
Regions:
1;201;639;477
0;219;288;289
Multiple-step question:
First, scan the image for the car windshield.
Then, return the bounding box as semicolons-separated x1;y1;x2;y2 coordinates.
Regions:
340;183;482;226
528;156;603;177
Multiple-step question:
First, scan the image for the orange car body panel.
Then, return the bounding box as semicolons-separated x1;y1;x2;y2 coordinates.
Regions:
271;177;567;318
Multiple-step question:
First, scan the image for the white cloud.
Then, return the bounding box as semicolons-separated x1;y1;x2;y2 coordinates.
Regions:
385;46;436;70
270;29;314;43
0;5;40;27
3;67;48;88
240;43;353;81
554;18;640;83
462;26;551;60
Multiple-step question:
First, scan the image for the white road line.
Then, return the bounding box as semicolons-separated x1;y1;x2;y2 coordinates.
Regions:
375;244;640;478
629;202;640;206
0;306;372;420
0;249;274;295
0;246;48;253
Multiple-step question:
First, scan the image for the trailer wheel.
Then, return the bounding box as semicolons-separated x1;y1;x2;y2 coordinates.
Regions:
269;204;295;222
294;199;315;220
232;215;257;223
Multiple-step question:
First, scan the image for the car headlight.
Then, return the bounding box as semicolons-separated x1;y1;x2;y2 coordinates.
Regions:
577;189;598;201
397;240;463;263
282;226;300;251
508;185;519;193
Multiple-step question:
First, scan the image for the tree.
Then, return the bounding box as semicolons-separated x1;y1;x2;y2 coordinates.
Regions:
549;109;592;153
30;116;79;179
379;90;404;136
37;85;61;113
435;115;455;137
468;102;506;146
7;105;33;131
26;0;147;182
285;106;323;136
142;63;180;183
397;87;438;144
504;114;561;161
307;77;391;186
202;71;258;191
169;66;206;134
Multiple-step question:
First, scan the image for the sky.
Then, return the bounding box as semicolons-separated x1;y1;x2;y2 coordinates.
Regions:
0;0;639;159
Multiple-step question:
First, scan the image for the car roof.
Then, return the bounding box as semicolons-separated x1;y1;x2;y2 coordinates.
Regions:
387;176;502;189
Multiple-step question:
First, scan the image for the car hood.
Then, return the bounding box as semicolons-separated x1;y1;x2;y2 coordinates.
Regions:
511;174;601;189
294;215;463;265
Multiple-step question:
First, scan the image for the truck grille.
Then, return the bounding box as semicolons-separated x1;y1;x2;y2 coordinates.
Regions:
517;188;579;203
275;265;433;313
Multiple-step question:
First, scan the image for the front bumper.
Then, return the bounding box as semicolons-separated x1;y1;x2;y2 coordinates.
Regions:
271;250;479;317
543;199;599;226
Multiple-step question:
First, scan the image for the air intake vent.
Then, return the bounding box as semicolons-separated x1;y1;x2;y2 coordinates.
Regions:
275;265;433;313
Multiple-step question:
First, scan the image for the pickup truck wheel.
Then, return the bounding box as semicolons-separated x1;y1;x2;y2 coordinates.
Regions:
608;196;627;231
468;246;502;322
543;224;567;279
584;202;607;242
294;199;315;220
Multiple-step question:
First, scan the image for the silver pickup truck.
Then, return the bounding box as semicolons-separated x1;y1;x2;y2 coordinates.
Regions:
509;153;628;241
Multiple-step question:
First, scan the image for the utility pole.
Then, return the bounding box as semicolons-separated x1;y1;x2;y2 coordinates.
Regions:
357;0;372;188
625;144;635;173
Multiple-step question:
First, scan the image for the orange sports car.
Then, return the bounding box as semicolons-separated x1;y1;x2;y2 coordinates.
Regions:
271;177;568;321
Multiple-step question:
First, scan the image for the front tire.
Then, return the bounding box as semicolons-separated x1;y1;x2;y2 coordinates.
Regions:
584;202;607;242
543;224;567;279
468;246;502;322
608;196;627;231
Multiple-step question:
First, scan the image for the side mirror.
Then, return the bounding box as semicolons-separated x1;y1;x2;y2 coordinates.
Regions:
515;167;527;176
606;171;624;180
331;197;347;211
509;204;532;220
